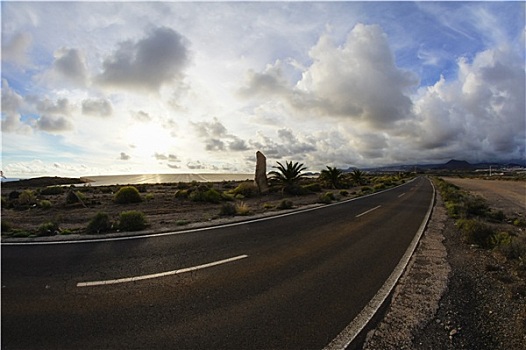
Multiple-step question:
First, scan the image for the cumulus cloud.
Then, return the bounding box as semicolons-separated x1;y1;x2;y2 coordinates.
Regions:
52;48;87;85
35;115;73;133
35;97;71;116
249;128;316;161
120;152;131;160
96;26;190;92
1;32;33;67
192;117;249;152
241;24;418;128
412;45;525;161
1;79;31;133
133;110;152;122
82;98;113;117
154;152;180;169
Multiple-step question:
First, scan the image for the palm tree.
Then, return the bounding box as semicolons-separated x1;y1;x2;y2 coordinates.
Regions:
268;161;307;194
350;169;366;185
320;166;343;189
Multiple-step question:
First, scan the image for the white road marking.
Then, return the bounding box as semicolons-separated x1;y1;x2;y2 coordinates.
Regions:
355;205;381;218
76;254;248;287
398;193;406;198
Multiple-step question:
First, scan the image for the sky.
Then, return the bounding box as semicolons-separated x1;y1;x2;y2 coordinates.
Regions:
1;1;525;178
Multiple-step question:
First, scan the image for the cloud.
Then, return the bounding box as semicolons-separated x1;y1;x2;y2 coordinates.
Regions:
412;45;525;161
96;26;190;92
1;32;33;67
133;110;152;122
120;152;131;160
192;117;249;152
35;97;71;116
1;79;31;133
241;24;419;129
52;48;87;85
82;98;113;117
35;115;73;133
154;153;180;162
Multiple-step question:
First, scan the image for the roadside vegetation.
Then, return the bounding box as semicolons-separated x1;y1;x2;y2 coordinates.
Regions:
435;177;526;259
1;162;413;238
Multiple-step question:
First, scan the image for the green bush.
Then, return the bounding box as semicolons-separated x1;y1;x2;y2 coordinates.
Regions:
66;190;86;205
118;211;147;231
18;190;37;205
230;182;259;198
41;186;65;195
455;219;496;248
277;200;293;210
319;192;335;204
339;190;349;197
360;186;373;194
37;221;59;236
2;220;12;233
219;203;236;216
114;186;142;204
87;212;112;234
175;189;190;199
302;183;322;193
500;237;526;260
38;200;52;209
189;188;222;203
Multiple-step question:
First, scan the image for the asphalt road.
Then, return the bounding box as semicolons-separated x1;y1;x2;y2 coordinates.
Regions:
2;176;434;349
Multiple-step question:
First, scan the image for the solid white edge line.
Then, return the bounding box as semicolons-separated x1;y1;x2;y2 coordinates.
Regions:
76;254;248;287
323;177;436;350
355;205;381;218
2;178;418;246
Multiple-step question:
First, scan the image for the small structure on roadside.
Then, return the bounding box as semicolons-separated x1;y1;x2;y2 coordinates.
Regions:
254;151;269;194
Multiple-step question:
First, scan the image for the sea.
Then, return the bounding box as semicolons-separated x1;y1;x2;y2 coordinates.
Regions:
78;173;254;187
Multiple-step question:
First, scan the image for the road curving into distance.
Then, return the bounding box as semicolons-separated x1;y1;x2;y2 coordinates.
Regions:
2;176;434;349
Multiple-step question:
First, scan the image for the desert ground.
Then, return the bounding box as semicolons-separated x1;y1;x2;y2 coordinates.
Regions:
365;176;526;350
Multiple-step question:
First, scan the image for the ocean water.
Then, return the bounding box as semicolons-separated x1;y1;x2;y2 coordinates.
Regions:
80;173;254;187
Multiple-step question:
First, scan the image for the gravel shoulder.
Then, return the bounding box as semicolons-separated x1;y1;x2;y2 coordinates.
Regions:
363;178;526;350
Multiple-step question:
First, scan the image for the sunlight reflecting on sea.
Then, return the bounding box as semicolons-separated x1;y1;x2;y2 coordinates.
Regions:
80;173;253;186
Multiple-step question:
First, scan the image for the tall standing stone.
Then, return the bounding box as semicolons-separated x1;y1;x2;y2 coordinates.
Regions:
254;151;269;194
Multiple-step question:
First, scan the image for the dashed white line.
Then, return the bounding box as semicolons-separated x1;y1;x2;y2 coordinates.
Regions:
76;254;248;287
398;193;406;198
355;205;381;218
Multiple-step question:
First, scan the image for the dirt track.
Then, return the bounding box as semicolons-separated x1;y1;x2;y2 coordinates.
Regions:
444;177;525;217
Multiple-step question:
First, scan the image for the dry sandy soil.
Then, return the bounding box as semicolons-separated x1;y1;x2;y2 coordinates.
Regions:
1;180;351;239
364;177;526;350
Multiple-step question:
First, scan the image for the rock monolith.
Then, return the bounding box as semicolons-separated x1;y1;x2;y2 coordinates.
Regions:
254;151;269;194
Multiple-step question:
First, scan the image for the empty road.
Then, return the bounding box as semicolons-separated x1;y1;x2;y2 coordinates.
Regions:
2;176;434;349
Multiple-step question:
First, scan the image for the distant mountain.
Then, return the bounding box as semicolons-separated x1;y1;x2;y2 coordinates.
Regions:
353;159;526;172
442;159;473;170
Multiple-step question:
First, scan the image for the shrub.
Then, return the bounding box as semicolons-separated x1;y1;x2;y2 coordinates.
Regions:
175;189;190;199
235;202;251;216
464;195;489;217
118;211;147;231
114;186;142;204
373;183;386;191
87;212;112;234
302;183;322;193
37;221;59;236
487;210;506;223
18;190;37;205
66;190;86;205
38;200;52;209
2;220;12;233
219;202;236;216
277;200;293;210
41;186;65;195
9;191;20;200
339;190;349;197
263;202;274;210
456;219;496;248
501;237;526;260
230;182;259;198
360;186;373;194
488;231;512;248
189;188;222;203
319;192;335;204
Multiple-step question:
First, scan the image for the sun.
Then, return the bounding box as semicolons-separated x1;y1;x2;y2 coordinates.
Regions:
126;123;173;158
